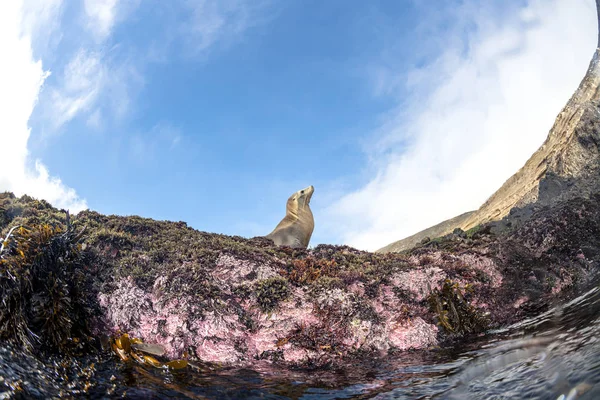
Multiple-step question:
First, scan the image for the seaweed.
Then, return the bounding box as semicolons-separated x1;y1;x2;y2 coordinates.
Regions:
255;277;290;312
282;298;353;358
427;279;489;335
285;321;344;354
465;225;482;239
110;333;188;370
280;256;338;286
0;214;94;354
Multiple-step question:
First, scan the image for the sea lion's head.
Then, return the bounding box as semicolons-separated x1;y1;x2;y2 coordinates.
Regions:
286;185;314;217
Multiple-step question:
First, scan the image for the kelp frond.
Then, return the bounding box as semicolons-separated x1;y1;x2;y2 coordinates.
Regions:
428;279;488;335
0;217;92;354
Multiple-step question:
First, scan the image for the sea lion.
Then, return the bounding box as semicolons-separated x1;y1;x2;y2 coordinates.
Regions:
266;185;315;248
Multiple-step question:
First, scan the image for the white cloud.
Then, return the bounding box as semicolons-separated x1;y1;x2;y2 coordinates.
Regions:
84;0;119;40
38;0;144;131
326;0;598;251
20;0;64;51
83;0;139;41
0;1;87;212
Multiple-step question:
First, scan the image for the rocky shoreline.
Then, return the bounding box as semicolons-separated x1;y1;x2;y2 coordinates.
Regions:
1;190;598;370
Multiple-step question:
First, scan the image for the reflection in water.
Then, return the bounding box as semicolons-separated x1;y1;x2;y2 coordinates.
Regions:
440;285;600;400
1;284;599;399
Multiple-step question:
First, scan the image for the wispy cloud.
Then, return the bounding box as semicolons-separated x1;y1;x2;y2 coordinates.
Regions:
46;0;268;133
325;0;597;251
86;108;103;129
32;0;144;133
44;0;273;132
83;0;139;41
184;0;274;54
129;123;183;163
42;48;143;132
49;49;105;128
0;1;86;212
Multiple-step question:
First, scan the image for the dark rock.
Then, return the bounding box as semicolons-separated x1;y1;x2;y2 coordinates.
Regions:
452;228;466;238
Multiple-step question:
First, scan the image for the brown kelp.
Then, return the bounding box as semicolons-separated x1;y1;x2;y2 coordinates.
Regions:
110;333;187;370
0;212;93;354
428;279;489;335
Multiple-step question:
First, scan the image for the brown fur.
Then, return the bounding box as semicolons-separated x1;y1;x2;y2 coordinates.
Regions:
266;186;315;248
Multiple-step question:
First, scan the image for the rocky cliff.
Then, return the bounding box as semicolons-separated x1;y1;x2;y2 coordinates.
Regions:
378;26;600;253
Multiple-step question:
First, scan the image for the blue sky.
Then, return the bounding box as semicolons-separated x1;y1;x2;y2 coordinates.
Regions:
1;0;597;250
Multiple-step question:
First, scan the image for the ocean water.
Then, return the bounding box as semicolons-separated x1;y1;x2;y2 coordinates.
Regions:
1;283;599;399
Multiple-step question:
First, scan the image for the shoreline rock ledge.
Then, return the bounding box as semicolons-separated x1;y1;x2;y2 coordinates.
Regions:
1;190;599;368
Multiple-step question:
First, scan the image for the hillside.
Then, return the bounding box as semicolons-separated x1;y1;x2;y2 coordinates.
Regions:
377;211;474;254
378;27;600;253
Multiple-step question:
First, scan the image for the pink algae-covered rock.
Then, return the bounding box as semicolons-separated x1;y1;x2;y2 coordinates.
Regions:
98;269;440;365
98;276;153;331
97;247;446;367
458;253;503;289
550;269;574;295
89;194;600;368
387;317;438;350
391;265;446;301
213;253;280;287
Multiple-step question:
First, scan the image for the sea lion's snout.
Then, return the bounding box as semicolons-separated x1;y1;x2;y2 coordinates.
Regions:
299;185;314;205
300;185;314;195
